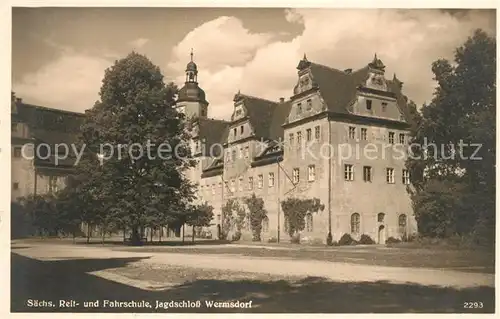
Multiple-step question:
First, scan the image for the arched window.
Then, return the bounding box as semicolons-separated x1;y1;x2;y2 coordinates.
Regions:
305;213;313;232
398;214;407;235
351;213;360;234
377;213;385;223
262;216;269;233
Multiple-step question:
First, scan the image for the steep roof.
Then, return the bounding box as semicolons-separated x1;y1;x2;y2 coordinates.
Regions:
237;94;278;139
197;117;230;156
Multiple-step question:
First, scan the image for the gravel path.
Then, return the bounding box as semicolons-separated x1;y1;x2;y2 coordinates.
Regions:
11;241;494;289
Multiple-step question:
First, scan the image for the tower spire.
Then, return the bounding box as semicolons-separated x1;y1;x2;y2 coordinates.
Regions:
190;48;194;62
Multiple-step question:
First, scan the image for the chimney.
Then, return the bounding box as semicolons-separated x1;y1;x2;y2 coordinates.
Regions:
279;97;285;103
344;68;352;74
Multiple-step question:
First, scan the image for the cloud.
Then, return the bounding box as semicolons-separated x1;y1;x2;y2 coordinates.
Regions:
169;9;495;120
13;51;112;112
129;38;149;49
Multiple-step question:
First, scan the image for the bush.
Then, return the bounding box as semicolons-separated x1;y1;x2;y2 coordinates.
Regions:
267;236;278;243
386;236;401;244
290;233;301;244
358;234;375;245
231;231;241;241
326;232;333;246
338;233;357;246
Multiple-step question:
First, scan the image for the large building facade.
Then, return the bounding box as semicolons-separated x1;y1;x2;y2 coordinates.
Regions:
177;54;417;244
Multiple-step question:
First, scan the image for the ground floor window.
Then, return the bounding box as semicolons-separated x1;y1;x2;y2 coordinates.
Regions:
351;213;360;234
398;214;407;236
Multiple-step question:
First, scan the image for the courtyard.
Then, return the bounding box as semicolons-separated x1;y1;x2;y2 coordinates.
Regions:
11;239;495;313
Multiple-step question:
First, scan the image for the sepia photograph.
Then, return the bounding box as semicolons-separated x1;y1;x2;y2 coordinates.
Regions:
9;5;496;314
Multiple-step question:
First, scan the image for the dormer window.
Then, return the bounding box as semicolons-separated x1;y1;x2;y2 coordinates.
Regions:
366;100;372;110
235;109;242;117
382;102;387;112
306;99;312;110
297;103;302;114
240;125;244;134
233;128;237;137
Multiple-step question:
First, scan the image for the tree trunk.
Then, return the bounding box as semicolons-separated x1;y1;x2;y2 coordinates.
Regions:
101;226;105;245
86;224;91;244
72;231;76;244
182;224;185;243
159;227;162;243
130;226;141;246
150;227;154;243
123;227;126;242
192;225;195;243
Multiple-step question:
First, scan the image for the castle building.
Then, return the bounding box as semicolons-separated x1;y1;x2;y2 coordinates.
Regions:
176;53;417;244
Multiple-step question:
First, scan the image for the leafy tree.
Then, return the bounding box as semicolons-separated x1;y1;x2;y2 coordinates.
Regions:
19;194;59;237
70;52;195;245
221;199;245;240
186;202;214;242
281;198;324;239
244;194;268;242
407;29;495;244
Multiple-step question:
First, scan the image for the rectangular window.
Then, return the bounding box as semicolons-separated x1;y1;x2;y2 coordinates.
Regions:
289;133;294;146
363;166;372;182
48;176;58;193
11;122;17;132
268;173;275;187
212;184;216;195
13;147;22;158
13;182;19;190
297;103;302;113
389;132;395;144
258;174;263;189
382;102;387;112
248;177;254;190
240;125;244;134
306;128;312;141
308;165;316;182
244;146;249;159
315;126;320;140
306;99;312;110
344;164;354;181
226;151;230;163
232;150;236;161
293;168;300;184
297;131;302;145
399;133;405;144
239;177;243;191
366;99;372;110
233;128;237;136
348;127;356;139
402;169;410;185
230;180;236;192
386;168;395;184
361;128;367;141
239;147;243;159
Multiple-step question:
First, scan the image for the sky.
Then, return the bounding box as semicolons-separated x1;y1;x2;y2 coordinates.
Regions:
12;8;496;120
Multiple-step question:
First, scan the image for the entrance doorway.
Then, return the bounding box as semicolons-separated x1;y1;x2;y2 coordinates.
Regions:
378;225;386;244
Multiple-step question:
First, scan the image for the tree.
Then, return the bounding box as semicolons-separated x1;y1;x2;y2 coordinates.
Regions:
186;202;214;242
281;198;324;240
244;194;268;242
406;29;496;244
19;194;59;237
220;199;245;240
70;52;196;245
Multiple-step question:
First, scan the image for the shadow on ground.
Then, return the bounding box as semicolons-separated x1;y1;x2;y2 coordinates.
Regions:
11;253;494;313
47;238;232;247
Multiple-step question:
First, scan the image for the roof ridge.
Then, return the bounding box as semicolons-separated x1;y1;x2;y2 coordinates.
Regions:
20;103;85;116
240;93;278;106
310;62;346;74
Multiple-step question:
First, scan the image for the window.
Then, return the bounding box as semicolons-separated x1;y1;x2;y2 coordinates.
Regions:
239;177;243;191
297;131;302;145
289;133;294;146
366;100;372;110
386;168;395;184
233;128;237;136
239;147;243;159
48;176;58;193
235;109;242;117
382;102;387;111
377;213;385;223
230;179;236;192
306;128;312;141
268;173;275;187
351;213;360;234
306;213;313;232
13;182;19;190
315;126;320;140
306;99;312;110
240;125;244;134
226;151;231;163
388;132;395;144
361;128;367;141
402;169;410;185
308;165;316;182
201;109;207;116
344;164;354;181
258;174;263;189
399;133;405;144
399;214;407;236
231;150;236;161
13;147;22;158
248;177;253;190
244;146;249;159
348;127;356;139
12;122;18;132
262;216;269;232
297;103;302;113
292;168;300;184
363;166;372;182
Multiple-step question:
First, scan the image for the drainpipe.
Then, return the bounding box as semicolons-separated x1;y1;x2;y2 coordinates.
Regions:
277;156;281;243
327;114;332;240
